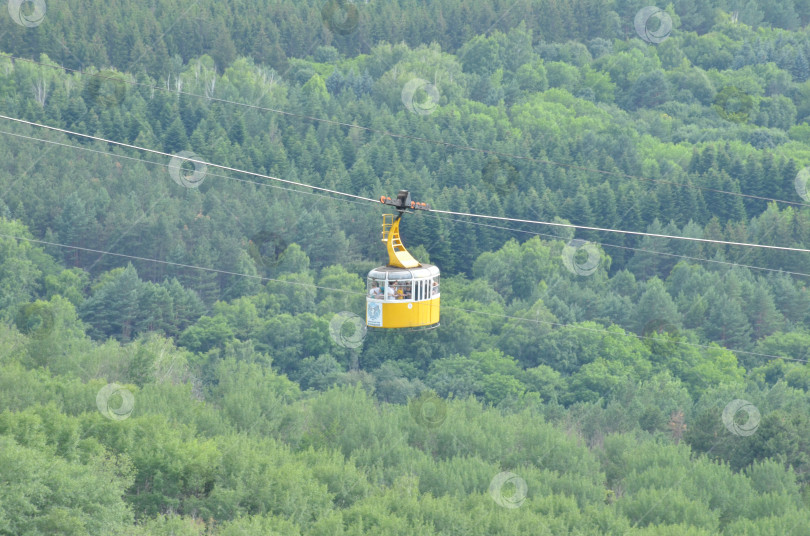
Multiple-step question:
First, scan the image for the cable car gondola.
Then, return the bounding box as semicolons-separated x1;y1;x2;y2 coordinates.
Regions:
366;190;439;330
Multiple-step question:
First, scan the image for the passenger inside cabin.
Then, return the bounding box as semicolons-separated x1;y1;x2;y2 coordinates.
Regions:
385;281;398;300
369;283;382;299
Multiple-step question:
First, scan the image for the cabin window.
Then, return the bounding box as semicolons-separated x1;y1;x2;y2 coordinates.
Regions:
367;274;386;299
382;279;411;301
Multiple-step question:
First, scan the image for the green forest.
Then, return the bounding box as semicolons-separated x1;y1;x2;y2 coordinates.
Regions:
2;0;810;533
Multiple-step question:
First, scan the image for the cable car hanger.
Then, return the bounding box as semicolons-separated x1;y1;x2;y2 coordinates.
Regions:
379;190;431;213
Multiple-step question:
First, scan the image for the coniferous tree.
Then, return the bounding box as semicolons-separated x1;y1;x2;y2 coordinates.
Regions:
79;264;143;341
703;286;752;349
163;117;189;153
746;284;784;344
630;277;682;334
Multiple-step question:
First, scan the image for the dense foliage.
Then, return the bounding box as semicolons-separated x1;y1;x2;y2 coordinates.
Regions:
1;0;810;533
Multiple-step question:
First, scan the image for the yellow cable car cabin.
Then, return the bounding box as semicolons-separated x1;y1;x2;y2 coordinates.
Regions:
366;191;439;330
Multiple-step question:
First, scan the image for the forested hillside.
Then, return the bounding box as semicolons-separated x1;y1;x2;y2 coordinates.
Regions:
2;0;810;533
